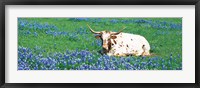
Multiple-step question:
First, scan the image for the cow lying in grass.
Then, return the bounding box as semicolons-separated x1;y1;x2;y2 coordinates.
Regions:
87;24;150;57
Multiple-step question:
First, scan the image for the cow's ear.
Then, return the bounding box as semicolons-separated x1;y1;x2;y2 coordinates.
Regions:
95;35;101;39
111;35;117;39
94;34;101;39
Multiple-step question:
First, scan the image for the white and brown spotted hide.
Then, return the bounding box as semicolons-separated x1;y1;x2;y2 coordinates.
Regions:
107;33;150;56
87;24;150;57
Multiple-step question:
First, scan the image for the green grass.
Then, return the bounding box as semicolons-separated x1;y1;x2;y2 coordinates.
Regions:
18;18;182;70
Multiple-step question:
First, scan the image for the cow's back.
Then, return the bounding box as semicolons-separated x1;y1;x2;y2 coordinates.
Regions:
115;33;150;54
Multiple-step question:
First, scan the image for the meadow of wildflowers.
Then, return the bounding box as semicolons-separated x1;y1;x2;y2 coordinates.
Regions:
18;18;182;70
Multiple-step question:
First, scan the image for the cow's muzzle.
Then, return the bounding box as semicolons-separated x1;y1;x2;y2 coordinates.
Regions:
102;44;108;50
102;48;108;53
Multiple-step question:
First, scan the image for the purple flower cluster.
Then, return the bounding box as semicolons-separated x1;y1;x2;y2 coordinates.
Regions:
69;18;182;30
18;18;58;30
18;46;182;70
115;19;182;30
91;39;102;47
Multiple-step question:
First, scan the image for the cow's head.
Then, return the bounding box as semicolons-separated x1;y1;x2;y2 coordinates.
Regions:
87;24;126;53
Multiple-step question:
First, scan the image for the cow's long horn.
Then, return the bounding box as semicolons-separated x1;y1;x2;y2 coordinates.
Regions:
111;27;126;35
87;24;101;34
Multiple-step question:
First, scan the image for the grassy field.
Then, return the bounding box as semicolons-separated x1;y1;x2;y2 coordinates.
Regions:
18;18;182;70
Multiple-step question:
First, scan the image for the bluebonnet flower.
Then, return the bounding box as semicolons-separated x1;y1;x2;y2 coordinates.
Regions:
34;32;38;37
18;19;58;31
18;45;182;70
110;19;118;23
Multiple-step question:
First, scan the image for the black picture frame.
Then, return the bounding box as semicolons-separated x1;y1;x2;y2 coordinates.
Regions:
0;0;199;88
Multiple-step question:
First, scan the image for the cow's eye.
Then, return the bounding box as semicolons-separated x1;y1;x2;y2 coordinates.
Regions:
112;43;114;45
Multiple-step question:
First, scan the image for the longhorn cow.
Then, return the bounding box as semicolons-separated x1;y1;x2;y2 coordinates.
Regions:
87;24;150;56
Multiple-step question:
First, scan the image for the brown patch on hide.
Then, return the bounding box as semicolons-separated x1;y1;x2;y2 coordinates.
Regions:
107;39;112;51
113;39;117;44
